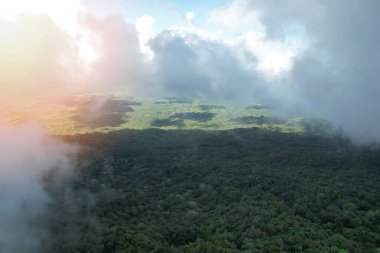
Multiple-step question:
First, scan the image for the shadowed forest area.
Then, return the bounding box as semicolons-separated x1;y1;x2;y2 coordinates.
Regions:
43;128;380;253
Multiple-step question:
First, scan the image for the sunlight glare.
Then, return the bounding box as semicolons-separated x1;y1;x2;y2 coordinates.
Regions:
0;0;99;69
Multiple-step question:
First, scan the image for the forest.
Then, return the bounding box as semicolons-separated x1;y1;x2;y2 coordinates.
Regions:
42;127;380;253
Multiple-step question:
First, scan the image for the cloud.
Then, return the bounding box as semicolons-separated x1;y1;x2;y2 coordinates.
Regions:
0;122;77;252
1;0;380;142
0;5;146;104
206;0;380;142
0;14;82;107
136;15;156;60
210;0;261;30
242;0;380;143
149;30;267;101
0;0;284;102
237;32;296;77
151;0;380;142
80;13;148;94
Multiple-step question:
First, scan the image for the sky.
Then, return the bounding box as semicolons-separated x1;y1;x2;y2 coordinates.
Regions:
0;0;380;142
80;0;227;27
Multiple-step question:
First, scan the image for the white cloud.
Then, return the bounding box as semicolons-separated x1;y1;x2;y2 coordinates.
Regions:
0;0;100;71
242;32;295;77
136;15;156;60
186;12;195;26
208;0;306;78
210;0;261;30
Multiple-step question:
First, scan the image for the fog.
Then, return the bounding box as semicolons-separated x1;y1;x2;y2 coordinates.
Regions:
0;123;77;252
244;0;380;143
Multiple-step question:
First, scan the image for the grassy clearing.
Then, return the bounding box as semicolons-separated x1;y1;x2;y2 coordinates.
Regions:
2;94;303;135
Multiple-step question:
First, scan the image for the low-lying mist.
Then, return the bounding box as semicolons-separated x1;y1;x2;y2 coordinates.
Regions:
0;123;77;252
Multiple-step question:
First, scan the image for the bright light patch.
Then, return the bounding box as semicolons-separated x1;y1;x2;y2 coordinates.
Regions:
239;32;295;77
210;0;262;31
136;15;156;60
0;0;83;29
78;36;98;71
0;0;99;68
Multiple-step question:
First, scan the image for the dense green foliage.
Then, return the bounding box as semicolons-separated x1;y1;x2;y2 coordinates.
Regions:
47;128;380;252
